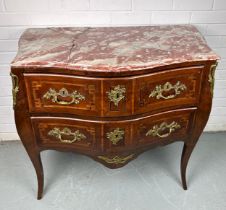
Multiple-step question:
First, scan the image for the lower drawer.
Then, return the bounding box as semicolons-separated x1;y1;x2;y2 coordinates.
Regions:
31;108;196;152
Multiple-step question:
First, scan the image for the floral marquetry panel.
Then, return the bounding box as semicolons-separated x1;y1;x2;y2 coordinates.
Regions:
24;74;101;116
133;109;196;146
134;66;203;114
31;117;100;151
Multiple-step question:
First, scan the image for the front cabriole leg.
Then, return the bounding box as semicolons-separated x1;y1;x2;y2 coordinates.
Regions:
181;143;197;190
11;69;44;199
180;61;218;190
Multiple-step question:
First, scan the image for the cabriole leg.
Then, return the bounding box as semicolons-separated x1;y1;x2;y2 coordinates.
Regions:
180;143;196;190
23;148;44;199
31;152;44;200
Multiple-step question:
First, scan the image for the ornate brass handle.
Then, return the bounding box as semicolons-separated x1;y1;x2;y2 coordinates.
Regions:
208;63;218;97
106;128;124;145
48;127;86;144
107;85;126;106
146;121;181;138
149;81;187;100
10;72;19;109
43;88;85;105
98;154;134;164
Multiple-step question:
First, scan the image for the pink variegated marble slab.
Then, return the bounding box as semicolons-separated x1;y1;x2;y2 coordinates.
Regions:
11;25;219;72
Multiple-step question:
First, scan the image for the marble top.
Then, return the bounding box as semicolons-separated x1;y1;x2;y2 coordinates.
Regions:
11;25;219;72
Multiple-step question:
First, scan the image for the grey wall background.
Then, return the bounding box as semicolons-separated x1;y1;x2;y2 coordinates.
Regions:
0;0;226;140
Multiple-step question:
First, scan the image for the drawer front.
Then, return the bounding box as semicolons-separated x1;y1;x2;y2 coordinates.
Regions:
134;67;203;114
31;108;195;152
25;66;202;117
31;117;132;152
24;74;133;117
31;117;101;151
133;109;195;146
24;74;102;116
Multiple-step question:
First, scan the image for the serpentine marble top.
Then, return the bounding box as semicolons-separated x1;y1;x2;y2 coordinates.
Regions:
12;25;219;72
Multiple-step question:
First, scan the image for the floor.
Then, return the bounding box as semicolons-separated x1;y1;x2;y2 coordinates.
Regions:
0;133;226;210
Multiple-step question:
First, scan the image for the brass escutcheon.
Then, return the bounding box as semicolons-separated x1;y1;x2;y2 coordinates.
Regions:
107;85;126;106
106;128;125;145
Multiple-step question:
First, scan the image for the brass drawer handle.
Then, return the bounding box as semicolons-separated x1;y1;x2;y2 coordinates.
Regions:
48;127;86;144
106;128;124;145
146;121;181;138
98;154;134;164
107;85;126;106
43;88;85;105
10;72;19;109
149;81;187;100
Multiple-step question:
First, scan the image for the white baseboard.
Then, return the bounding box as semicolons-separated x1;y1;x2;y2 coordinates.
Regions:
0;133;20;141
204;124;226;132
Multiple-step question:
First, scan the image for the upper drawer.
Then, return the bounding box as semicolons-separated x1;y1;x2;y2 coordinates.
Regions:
24;74;102;116
24;73;133;117
24;66;203;117
134;67;203;114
